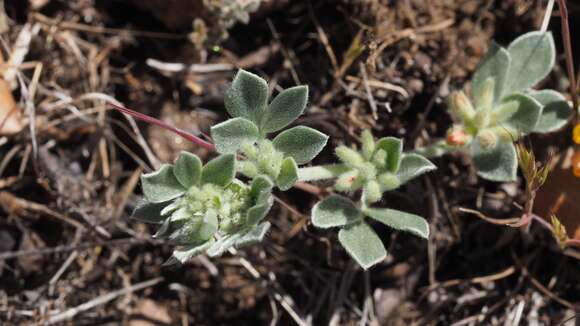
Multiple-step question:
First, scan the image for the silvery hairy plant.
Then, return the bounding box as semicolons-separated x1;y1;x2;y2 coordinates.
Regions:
419;31;573;182
127;69;436;269
299;130;436;269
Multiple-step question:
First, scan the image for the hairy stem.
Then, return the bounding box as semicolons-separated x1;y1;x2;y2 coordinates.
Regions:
297;164;350;182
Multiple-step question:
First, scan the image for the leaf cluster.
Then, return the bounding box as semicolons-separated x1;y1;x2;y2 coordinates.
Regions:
445;31;572;181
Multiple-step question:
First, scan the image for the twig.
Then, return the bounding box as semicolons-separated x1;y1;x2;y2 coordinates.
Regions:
359;62;378;120
43;277;163;324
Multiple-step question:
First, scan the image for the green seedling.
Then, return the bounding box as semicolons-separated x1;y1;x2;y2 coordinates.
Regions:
420;31;572;182
300;131;436;269
116;69;435;270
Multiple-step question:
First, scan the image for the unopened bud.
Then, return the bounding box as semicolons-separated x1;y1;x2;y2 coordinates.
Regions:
446;126;472;147
449;91;476;122
478;77;495;111
335;170;360;191
378;173;400;190
372;149;387;169
363;180;382;204
477;129;497;149
239;161;258;178
361;130;375;159
336;146;364;167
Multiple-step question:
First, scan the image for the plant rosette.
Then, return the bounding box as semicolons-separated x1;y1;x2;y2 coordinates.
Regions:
210;70;328;190
132;152;274;264
302;130;436;269
441;31;572;182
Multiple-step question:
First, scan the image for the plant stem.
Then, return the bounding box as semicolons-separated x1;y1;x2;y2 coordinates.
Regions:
556;0;578;115
108;101;215;151
297;164;350;182
412;139;458;158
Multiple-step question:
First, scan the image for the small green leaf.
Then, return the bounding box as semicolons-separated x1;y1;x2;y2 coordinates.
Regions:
201;154;236;187
338;222;386;270
246;197;273;225
273;126;328;164
277;157;299;190
472;42;511;104
141;165;186;203
504;31;555;94
376;137;402;173
501;93;542;133
234;222;271;247
131;200;170;224
396;153;436;184
250;175;274;201
530;90;572;133
210;117;259;154
173;151;202;188
224;70;269;123
312;195;361;228
262;86;308;133
364;208;430;239
166;240;214;265
207;234;240;257
472;140;517;182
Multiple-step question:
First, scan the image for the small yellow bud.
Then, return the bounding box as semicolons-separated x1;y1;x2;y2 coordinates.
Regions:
449;91;476;122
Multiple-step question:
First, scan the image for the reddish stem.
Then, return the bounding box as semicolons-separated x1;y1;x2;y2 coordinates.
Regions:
108;101;215;151
556;0;578;113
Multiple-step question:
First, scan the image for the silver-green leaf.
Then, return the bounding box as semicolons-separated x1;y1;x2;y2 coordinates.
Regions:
273;126;328;164
234;222;271;247
364;207;429;239
504;31;555;95
472;42;511;104
276;157;299;190
338;222;386;270
201;154;236;187
472;140;517;182
173;151;202;188
311;195;361;228
376;137;403;173
396;153;436;184
530;90;572;133
501;93;542;133
166;240;214;265
141;164;186;203
131;200;170;224
211;117;259;154
262;86;308;133
224;70;268;123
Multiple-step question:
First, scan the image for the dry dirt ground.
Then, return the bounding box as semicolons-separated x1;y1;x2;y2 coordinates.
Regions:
0;0;579;325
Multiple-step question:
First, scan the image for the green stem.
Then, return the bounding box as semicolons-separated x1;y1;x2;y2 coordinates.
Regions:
412;139;460;158
297;164;351;182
